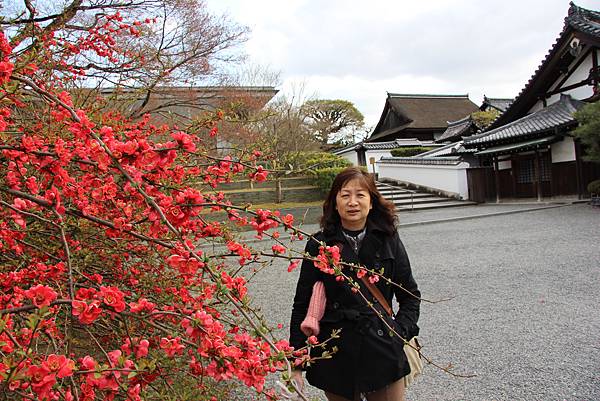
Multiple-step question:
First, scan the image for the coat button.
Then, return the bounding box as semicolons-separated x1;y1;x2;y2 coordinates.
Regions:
377;329;384;336
333;302;339;309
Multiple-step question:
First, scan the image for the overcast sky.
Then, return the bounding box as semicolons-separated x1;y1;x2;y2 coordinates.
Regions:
205;0;599;129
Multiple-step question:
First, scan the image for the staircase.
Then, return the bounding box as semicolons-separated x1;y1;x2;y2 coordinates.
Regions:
376;181;477;211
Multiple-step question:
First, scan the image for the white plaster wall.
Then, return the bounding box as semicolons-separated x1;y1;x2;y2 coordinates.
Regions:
551;136;576;163
365;150;392;173
531;50;596;112
529;52;598;113
555;52;594;100
335;149;359;166
378;162;470;199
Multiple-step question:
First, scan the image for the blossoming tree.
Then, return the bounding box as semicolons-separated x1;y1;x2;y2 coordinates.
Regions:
0;2;320;400
0;2;466;400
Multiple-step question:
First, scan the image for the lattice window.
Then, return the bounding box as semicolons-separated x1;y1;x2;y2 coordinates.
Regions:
517;157;551;184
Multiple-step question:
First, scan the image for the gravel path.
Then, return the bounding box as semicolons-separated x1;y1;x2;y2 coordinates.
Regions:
242;204;600;401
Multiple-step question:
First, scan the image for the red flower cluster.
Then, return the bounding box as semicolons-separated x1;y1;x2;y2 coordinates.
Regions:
0;32;13;85
314;245;342;275
0;9;316;400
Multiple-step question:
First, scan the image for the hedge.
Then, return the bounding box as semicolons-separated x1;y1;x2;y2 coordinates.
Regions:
390;147;436;157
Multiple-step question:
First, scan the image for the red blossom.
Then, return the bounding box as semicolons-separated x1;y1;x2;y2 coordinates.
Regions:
249;166;268;182
24;285;58;308
160;337;185;357
0;61;13;84
271;244;286;254
287;260;300;273
42;354;76;378
99;286;126;312
71;300;103;324
27;364;56;399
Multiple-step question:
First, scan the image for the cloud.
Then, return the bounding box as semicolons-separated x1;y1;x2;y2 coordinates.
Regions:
206;0;600;127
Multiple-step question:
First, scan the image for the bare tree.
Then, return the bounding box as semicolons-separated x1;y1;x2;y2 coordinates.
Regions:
2;0;249;119
249;85;321;202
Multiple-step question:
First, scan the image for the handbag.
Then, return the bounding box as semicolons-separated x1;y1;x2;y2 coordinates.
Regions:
359;275;423;388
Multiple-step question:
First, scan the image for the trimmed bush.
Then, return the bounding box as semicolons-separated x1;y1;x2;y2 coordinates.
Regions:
312;167;347;194
587;179;600;194
285;151;352;171
390;146;436;157
312;165;368;194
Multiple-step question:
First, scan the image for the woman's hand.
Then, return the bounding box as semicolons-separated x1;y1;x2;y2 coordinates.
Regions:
291;369;304;393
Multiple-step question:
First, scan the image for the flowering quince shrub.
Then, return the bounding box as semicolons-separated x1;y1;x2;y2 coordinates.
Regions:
0;18;345;399
0;5;440;400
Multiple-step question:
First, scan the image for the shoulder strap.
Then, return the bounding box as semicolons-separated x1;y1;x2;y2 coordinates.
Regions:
333;240;393;316
360;276;393;317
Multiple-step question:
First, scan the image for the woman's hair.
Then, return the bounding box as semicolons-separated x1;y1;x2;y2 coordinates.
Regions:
320;167;398;235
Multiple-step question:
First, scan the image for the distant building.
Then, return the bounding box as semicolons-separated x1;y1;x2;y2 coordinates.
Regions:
480;96;513;113
463;3;600;201
92;85;278;125
367;93;479;142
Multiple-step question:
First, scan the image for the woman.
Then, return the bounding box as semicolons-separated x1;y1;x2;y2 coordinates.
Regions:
289;167;420;401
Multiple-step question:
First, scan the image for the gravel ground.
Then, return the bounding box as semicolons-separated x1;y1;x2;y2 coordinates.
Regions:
240;203;600;401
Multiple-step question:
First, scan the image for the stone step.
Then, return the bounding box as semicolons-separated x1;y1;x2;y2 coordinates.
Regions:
397;200;478;211
390;196;457;206
382;192;436;201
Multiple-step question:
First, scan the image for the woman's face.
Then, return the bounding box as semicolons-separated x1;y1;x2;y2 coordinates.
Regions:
335;178;372;230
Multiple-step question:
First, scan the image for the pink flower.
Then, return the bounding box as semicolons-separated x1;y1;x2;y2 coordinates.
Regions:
24;285;58;308
271;244;286;254
287;260;300;273
307;335;319;345
72;300;103;324
42;354;75;378
129;298;156;313
160;337;185;357
135;339;149;358
99;286;126;312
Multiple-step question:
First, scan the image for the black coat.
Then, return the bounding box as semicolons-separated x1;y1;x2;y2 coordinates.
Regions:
289;221;420;399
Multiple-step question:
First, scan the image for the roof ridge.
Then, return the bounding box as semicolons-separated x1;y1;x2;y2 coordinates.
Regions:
483;96;513;102
465;95;582;144
447;115;472;125
387;93;470;99
568;2;600;20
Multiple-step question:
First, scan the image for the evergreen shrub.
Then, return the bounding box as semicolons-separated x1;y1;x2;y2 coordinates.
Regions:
390;147;435;157
587;179;600;194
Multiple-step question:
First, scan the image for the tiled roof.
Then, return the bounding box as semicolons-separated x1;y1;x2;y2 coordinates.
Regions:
464;95;584;147
488;2;600;129
385;94;478;129
567;3;600;37
436;115;474;143
332;139;440;154
474;136;561;156
430;142;477;157
362;139;439;150
481;96;513;113
362;141;399;150
379;156;463;166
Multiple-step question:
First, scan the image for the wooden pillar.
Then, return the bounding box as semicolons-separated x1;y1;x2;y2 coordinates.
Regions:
493;155;501;203
548;150;555;199
534;149;542;202
574;139;583;199
511;155;517;197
